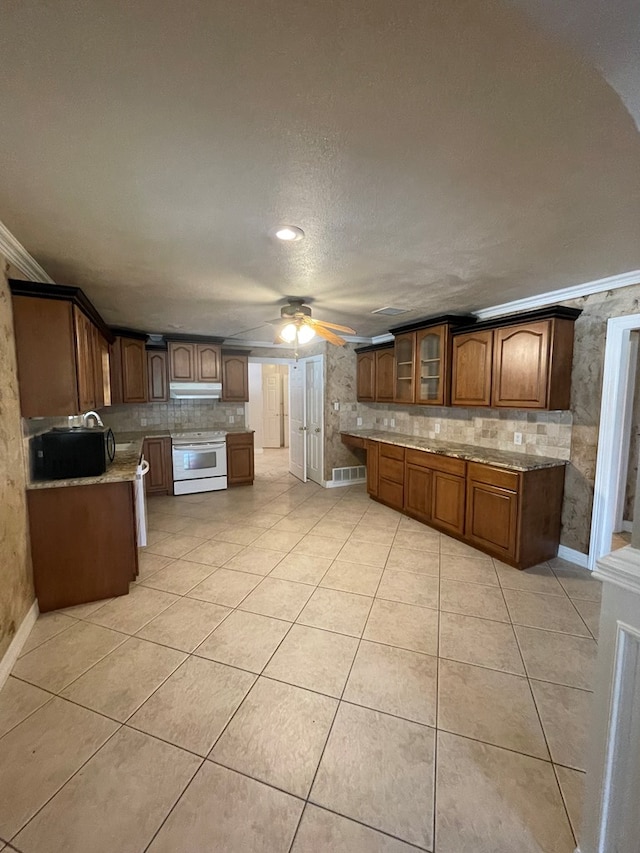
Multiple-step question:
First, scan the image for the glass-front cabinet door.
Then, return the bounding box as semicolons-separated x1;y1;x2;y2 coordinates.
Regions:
394;332;415;403
415;325;448;405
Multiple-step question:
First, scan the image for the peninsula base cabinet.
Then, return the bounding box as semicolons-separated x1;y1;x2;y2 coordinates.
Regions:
354;435;565;569
143;437;173;495
27;481;138;612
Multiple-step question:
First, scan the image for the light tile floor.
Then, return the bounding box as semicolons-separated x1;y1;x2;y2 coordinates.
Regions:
1;449;601;852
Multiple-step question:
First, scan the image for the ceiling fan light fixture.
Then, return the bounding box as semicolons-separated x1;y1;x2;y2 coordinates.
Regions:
280;322;298;343
297;323;315;344
273;225;305;242
280;321;315;345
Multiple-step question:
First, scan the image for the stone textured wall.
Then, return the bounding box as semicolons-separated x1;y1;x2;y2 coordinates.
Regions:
561;283;640;552
97;401;246;434
0;256;34;659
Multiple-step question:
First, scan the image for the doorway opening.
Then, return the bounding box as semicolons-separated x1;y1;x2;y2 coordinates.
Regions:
590;314;640;567
246;355;325;486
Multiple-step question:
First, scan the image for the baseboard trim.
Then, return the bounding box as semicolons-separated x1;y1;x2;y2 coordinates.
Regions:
557;545;590;569
324;477;367;489
0;599;39;690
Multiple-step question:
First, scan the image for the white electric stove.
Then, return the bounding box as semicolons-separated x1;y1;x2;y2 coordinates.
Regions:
171;431;228;495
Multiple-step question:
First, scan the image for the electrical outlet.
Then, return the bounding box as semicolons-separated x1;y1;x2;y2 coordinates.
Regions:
383;418;388;426
434;423;441;434
390;418;395;427
229;416;235;424
333;401;340;411
514;432;522;445
356;417;363;426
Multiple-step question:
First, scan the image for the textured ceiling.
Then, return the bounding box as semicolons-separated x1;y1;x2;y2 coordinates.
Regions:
1;0;639;342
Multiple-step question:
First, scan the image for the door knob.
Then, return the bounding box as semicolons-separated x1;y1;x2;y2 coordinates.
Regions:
315;428;321;433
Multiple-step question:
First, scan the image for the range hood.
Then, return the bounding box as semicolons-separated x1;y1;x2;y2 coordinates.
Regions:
169;382;222;400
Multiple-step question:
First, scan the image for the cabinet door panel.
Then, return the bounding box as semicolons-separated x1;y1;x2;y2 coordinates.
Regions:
356;352;376;402
226;433;254;485
147;351;169;403
394;332;415;403
92;329;111;408
222;354;249;402
366;440;379;497
197;344;221;381
121;338;148;403
169;343;196;381
379;455;404;484
375;349;395;402
466;480;518;559
431;472;465;536
452;330;493;407
404;463;432;522
492;321;550;408
74;308;96;411
415;325;449;406
143;437;172;495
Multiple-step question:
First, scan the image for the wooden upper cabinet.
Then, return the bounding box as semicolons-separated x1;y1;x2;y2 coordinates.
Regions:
197;344;221;381
415;324;450;406
119;338;147;403
451;329;494;407
222;354;249;402
147;350;169;403
491;318;575;410
168;342;221;382
394;332;416;403
73;307;96;411
375;348;395;402
92;326;111;409
356;352;376;402
168;342;196;381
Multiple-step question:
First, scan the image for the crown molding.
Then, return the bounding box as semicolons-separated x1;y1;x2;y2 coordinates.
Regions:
0;220;53;283
474;269;640;320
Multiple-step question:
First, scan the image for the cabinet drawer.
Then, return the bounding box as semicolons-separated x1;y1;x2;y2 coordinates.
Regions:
406;448;465;476
379;443;405;461
468;462;519;491
378;477;403;509
379;456;404;484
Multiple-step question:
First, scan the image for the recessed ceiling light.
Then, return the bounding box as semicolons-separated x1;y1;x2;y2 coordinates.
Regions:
273;225;305;242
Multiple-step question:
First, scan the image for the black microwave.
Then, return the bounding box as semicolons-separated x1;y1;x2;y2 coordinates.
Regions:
32;427;116;480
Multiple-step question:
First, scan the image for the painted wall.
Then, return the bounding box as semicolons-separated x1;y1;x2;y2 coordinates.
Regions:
0;256;34;659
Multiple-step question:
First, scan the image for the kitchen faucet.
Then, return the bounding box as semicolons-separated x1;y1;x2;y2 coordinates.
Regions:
82;410;104;428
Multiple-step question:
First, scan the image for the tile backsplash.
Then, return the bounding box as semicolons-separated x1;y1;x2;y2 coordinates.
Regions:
99;400;246;434
340;403;572;460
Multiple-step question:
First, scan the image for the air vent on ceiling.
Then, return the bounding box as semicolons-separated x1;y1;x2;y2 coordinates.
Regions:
370;307;409;316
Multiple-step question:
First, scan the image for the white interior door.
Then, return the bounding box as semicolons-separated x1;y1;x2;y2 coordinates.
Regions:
262;367;282;448
289;362;306;482
306;357;324;485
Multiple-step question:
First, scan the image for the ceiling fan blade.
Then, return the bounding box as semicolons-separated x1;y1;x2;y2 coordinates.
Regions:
313;324;346;346
308;318;356;334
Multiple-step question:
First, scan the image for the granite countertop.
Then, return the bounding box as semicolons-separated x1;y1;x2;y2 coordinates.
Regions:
341;429;567;472
27;438;144;490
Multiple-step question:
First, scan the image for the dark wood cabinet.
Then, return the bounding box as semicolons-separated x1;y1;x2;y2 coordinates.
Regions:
356;346;395;403
404;463;432;523
366;439;379;497
356;352;376;402
451;329;493;407
143;437;173;495
491;318;575;410
111;335;148;405
347;433;566;568
394;332;416;404
169;342;221;382
147;350;169;403
375;348;395;402
227;432;255;485
415;325;451;406
27;481;138;612
222;353;249;402
10;285;114;418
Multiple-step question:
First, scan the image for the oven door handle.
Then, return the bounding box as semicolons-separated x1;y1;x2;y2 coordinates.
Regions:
173;443;226;453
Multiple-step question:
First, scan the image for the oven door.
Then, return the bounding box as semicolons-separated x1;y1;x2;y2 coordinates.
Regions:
172;442;227;481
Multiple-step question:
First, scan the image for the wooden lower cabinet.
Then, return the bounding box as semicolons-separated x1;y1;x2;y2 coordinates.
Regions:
27;481;138;612
366;440;379;497
143;437;173;495
347;434;566;569
227;432;255;486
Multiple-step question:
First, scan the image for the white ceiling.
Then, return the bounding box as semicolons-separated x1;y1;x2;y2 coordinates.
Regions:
1;0;639;342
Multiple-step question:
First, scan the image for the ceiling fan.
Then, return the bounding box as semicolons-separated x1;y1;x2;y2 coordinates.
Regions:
270;299;356;347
